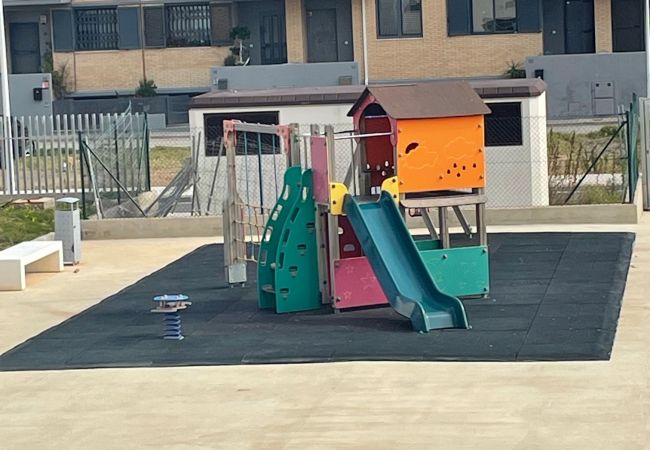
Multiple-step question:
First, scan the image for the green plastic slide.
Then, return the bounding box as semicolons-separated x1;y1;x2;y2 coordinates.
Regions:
343;192;470;332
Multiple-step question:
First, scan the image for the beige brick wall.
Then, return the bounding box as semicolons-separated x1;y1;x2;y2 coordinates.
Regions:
52;52;76;92
54;47;228;92
144;47;229;88
362;0;543;80
285;0;306;63
595;0;613;52
55;50;143;92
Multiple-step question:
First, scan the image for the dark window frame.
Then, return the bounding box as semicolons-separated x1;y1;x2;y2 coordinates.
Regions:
484;102;523;147
204;111;281;157
74;7;119;51
471;0;518;35
376;0;423;39
165;2;212;48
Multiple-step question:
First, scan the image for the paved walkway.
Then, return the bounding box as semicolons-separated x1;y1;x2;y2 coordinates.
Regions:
0;222;646;449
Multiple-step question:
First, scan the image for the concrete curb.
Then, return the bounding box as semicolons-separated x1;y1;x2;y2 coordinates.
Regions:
81;202;639;240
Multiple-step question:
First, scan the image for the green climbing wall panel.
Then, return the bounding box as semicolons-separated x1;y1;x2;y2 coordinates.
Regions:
274;169;320;313
257;167;321;313
257;167;303;309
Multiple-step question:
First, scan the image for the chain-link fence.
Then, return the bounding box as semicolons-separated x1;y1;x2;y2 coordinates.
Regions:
138;114;638;218
145;125;289;218
546;119;629;205
484;115;630;207
79;113;149;219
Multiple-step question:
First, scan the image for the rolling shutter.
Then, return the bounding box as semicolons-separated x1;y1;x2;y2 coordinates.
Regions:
118;7;141;49
211;3;233;45
447;0;471;36
144;6;165;48
52;9;75;51
516;0;542;33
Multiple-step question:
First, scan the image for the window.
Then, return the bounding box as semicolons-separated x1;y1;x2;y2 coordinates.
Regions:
166;4;212;47
485;102;522;146
448;0;540;37
75;8;118;50
377;0;422;38
472;0;516;33
204;112;280;156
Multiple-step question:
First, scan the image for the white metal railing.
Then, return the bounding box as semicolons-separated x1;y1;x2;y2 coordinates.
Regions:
0;112;146;197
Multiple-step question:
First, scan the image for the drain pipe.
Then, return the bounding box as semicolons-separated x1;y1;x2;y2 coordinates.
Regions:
362;0;369;85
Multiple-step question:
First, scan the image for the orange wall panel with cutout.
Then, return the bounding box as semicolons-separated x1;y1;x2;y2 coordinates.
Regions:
396;115;486;193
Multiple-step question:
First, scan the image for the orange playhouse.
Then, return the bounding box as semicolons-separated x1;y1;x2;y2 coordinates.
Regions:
349;81;490;195
315;80;493;322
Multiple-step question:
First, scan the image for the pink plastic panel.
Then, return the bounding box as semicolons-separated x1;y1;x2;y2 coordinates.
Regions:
311;136;329;204
334;257;388;310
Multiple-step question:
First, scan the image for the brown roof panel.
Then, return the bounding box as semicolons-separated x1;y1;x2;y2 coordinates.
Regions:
190;85;365;109
469;78;546;98
189;78;547;110
348;81;491;119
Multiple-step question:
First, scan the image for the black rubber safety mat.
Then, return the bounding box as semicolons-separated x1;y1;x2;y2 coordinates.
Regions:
0;233;635;370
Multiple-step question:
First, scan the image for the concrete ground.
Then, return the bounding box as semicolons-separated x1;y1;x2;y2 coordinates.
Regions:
0;221;645;449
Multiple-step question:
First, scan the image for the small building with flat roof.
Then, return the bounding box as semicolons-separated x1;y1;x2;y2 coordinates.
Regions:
189;78;548;212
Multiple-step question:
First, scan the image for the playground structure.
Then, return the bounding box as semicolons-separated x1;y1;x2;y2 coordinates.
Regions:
223;81;492;332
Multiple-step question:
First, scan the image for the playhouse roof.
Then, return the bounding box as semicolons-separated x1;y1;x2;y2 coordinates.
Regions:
348;81;491;120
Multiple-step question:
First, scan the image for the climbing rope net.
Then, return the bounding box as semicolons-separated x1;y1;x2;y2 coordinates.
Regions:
223;121;296;281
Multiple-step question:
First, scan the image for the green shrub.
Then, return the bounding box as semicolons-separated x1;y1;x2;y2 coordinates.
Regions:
136;79;158;97
0;206;54;250
504;60;526;79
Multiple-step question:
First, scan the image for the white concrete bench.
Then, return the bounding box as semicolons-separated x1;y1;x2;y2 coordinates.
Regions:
0;241;64;291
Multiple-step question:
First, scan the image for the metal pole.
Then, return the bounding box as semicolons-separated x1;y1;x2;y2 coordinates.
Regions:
114;121;121;204
640;99;650;209
256;132;264;209
78;132;87;220
361;0;369;86
333;131;393;140
144;113;151;191
0;0;14;194
645;0;650;96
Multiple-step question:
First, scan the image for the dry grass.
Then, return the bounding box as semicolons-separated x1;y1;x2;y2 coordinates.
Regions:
149;146;190;186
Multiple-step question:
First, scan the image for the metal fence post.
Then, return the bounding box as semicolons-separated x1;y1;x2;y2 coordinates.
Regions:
144;113;151;192
78;131;87;220
640;98;650;209
627;94;640;203
113;119;121;204
1;116;16;195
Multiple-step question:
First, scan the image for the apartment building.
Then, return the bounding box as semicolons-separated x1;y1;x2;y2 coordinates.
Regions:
3;0;644;116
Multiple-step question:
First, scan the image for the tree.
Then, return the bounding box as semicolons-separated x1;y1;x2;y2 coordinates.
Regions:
228;26;251;66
